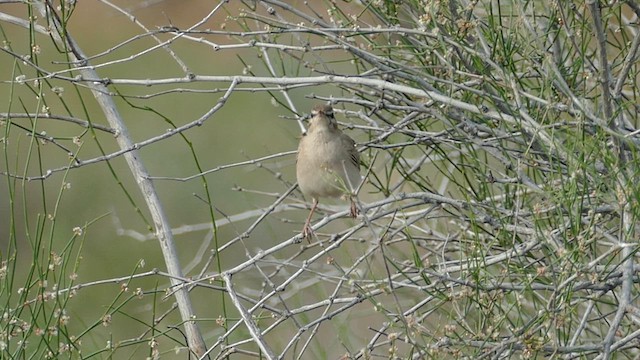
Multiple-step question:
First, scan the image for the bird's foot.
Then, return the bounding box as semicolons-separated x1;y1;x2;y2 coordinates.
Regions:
301;222;313;241
349;200;359;218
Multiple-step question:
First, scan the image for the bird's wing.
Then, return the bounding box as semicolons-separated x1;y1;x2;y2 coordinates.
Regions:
342;134;360;168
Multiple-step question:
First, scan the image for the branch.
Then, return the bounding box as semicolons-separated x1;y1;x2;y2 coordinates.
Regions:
30;1;211;357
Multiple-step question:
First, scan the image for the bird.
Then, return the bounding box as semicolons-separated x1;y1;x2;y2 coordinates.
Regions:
296;104;361;239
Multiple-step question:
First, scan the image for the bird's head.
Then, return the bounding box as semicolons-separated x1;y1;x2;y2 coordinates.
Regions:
309;104;338;130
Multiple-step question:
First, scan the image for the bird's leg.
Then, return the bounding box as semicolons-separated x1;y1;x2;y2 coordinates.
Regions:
302;198;319;239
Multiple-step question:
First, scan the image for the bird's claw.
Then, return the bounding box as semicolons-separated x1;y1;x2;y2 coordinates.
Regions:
349;200;359;218
302;223;313;241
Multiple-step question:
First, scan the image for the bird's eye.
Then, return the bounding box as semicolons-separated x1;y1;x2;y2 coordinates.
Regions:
325;110;334;117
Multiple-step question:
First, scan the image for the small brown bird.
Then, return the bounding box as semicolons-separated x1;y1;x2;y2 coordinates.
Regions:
296;104;361;238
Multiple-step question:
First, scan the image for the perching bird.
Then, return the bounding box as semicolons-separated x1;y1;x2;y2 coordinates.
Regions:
296;104;361;238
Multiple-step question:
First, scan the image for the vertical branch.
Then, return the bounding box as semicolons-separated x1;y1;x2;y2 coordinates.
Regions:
588;1;635;359
587;0;614;124
32;1;209;357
